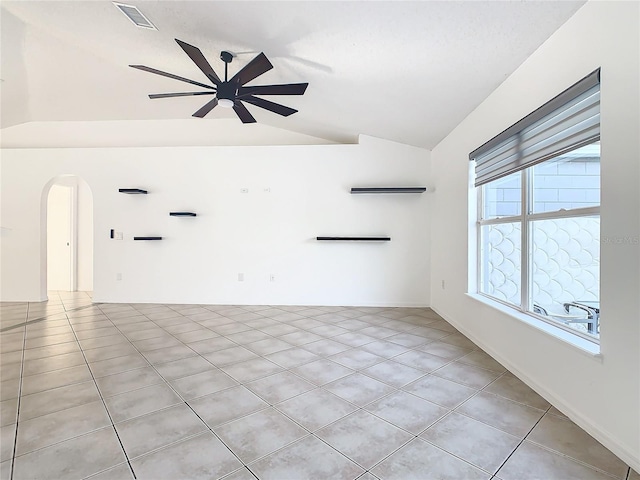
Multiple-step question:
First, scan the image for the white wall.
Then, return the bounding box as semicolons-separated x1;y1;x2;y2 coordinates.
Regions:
430;1;639;470
0;135;431;307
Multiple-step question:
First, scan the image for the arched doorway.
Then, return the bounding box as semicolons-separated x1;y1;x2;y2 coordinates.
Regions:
42;175;93;297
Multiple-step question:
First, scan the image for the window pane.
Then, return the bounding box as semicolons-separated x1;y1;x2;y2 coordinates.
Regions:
532;142;600;214
482;171;521;219
480;222;521;305
529;216;600;336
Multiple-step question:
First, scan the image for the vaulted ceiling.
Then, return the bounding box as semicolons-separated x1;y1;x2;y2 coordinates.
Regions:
1;1;584;148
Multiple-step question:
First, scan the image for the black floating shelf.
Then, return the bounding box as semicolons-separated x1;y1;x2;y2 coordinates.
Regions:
350;187;427;194
119;188;148;194
169;212;197;217
134;236;163;241
317;236;390;241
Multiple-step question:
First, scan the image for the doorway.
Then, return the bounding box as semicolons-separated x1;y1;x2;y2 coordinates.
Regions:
47;184;74;290
44;176;93;296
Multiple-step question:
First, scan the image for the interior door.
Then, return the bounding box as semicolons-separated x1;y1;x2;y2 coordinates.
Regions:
47;185;73;291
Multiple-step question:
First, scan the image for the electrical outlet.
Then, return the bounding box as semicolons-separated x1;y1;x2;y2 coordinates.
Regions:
116;273;122;281
270;274;275;282
238;273;244;282
441;280;445;289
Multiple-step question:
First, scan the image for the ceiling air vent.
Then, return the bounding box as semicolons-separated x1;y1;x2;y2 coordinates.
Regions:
113;2;157;30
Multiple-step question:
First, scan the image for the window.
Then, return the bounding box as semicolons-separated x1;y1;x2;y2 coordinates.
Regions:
471;70;601;341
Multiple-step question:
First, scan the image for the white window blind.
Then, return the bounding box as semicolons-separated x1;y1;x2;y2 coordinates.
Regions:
470;69;600;187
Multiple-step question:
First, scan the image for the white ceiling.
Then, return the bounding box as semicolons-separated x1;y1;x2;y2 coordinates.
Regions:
0;1;585;149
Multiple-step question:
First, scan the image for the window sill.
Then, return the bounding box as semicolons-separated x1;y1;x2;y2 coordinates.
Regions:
466;293;602;358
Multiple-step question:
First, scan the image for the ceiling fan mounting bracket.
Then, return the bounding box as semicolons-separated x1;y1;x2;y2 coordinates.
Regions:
220;51;234;64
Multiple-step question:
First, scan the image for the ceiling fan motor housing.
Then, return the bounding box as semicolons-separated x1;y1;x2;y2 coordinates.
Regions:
217;82;237;104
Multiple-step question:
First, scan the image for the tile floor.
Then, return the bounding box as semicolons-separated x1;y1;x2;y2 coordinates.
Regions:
1;291;637;480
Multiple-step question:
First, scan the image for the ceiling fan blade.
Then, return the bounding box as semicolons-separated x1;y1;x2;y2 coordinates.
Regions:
233;101;257;123
130;65;215;90
241;95;298;117
175;39;222;86
192;97;219;118
149;91;216;99
229;52;273;86
237;83;308;98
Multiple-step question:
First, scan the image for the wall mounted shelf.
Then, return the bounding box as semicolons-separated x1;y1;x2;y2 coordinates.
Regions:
316;236;390;242
350;187;427;194
119;188;148;194
169;212;197;217
134;236;163;241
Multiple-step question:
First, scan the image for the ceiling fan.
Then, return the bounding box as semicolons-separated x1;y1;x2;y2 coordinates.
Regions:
130;39;308;123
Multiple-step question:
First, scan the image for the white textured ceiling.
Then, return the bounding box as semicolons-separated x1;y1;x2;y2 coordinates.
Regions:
0;1;585;148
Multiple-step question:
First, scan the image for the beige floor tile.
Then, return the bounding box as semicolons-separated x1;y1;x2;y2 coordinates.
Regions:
189;385;268;427
484;372;550;410
292;359;354;385
361;359;426;388
276;388;357;431
417;340;473;360
214;408;307;463
366;391;448;434
20;364;93;396
95;366;164;397
142;345;198;365
0;399;18;427
0;424;15;462
325;373;395;407
203;346;260;367
328;349;386;370
131;432;242;480
316;410;412;469
105;383;182;422
170;369;238;400
115;404;207;458
246;371;315;404
359;340;411;358
332;332;379;348
0;460;11;480
187;336;237;354
497;441;618;480
225;330;272;345
386;333;432;348
12;427;126;480
83;343;138;363
402;374;477;409
371;438;490;480
16;400;111;455
248;435;364;480
457;350;507;373
432;361;501;389
153;355;216;380
264;347;320;368
89;353;150;377
456;391;546;437
421;412;520;473
301;339;352;356
22;341;81;361
78;334;130;350
19;381;100;421
220;357;284;383
393;350;450;372
85;463;136;479
527;414;628;478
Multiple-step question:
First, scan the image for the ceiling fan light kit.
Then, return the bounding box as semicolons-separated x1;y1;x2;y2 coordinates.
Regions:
130;39;308;123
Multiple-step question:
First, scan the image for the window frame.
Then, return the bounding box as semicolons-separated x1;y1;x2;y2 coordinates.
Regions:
477;157;601;343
